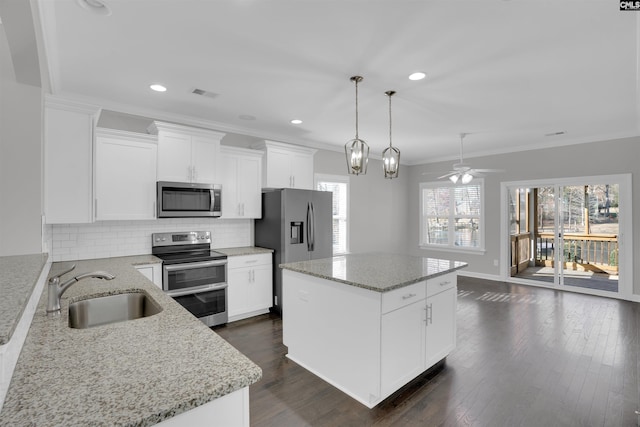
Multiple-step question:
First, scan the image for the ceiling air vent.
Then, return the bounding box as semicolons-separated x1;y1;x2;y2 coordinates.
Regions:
191;88;218;99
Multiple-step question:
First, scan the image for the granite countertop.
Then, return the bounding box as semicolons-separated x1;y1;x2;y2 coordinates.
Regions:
0;253;49;345
0;256;262;427
216;246;274;257
280;253;467;292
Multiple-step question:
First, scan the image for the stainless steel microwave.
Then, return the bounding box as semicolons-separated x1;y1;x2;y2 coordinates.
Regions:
157;181;222;218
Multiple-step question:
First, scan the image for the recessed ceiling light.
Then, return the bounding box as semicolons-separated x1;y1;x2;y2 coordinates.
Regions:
76;0;112;16
150;84;167;92
290;119;303;125
239;114;256;121
408;72;426;81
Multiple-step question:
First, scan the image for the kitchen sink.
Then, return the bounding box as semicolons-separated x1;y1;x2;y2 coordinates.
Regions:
68;291;162;329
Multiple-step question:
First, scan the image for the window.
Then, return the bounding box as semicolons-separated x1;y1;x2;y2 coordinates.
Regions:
315;174;349;254
419;180;484;251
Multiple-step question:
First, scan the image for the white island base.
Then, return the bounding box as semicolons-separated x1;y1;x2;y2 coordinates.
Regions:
282;269;458;409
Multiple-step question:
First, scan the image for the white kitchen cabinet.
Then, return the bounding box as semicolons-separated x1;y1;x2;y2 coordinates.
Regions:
148;121;225;184
425;274;457;368
283;269;458;408
44;97;101;224
252;140;315;189
134;263;162;289
95;129;157;221
381;300;426;397
227;253;272;322
220;146;263;219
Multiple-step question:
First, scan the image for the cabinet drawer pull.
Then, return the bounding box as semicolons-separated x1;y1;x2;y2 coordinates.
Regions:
402;293;416;300
440;281;451;287
244;259;258;264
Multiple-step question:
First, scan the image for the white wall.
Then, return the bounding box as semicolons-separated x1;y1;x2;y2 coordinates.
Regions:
0;22;43;256
407;137;640;294
314;149;409;254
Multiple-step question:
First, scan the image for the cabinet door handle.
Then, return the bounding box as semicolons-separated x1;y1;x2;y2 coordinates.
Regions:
94;199;98;219
402;293;416;300
426;303;433;324
292;176;295;187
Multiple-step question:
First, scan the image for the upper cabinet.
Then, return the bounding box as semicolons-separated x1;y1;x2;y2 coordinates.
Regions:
95;129;158;221
44;97;101;224
220;146;263;219
148;121;225;184
252;141;316;189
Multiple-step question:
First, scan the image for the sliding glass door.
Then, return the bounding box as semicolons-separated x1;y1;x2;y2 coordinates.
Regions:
505;175;627;298
559;184;619;293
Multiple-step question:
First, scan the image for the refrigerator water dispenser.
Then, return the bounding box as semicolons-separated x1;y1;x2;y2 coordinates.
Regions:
290;222;304;244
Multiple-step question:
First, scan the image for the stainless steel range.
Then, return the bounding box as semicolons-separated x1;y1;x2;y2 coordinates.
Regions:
152;231;228;327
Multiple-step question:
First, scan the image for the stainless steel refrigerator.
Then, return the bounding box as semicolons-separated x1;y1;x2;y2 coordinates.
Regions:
255;188;333;314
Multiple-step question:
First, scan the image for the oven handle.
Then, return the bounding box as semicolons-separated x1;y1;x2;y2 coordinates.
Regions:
167;283;228;298
164;260;227;272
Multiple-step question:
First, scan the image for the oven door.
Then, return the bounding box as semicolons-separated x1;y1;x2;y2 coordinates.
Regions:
163;260;226;293
169;284;228;327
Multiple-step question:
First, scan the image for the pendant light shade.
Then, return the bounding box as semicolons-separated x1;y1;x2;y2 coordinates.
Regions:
345;76;369;175
382;90;400;179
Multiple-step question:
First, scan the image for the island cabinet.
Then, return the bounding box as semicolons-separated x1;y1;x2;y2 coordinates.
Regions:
252;140;316;189
220;146;263;219
44;96;101;224
148;121;225;184
94;129;157;220
282;268;459;409
227;254;273;322
380;274;457;397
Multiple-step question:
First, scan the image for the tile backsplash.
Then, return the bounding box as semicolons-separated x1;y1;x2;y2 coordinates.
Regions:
47;218;253;262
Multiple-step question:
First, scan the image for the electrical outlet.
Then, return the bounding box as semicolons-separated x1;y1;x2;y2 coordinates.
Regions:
493;259;499;267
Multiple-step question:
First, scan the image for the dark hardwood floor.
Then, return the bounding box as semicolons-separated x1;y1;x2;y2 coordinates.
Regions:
214;277;640;426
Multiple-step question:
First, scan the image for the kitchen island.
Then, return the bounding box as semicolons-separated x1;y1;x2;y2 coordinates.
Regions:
0;256;261;427
280;253;466;408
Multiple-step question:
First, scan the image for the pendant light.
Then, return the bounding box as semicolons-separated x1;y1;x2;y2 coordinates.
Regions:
382;90;400;179
344;76;369;175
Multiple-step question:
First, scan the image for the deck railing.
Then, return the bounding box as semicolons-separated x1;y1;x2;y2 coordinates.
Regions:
535;232;618;273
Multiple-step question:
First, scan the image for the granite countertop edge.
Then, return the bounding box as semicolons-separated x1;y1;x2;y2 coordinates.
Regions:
280;254;468;293
215;246;274;257
0;255;262;427
0;253;50;345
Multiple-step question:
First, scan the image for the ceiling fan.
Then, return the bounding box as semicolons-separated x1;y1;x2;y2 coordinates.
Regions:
430;133;504;183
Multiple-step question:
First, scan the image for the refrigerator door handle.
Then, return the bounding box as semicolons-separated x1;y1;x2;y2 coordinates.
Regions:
310;202;315;252
306;202;314;252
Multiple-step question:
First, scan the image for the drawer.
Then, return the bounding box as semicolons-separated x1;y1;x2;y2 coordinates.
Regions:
381;281;426;314
426;272;456;297
227;253;272;269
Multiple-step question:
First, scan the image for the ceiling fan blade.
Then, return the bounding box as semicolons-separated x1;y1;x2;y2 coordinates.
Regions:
437;171;457;179
473;168;505;173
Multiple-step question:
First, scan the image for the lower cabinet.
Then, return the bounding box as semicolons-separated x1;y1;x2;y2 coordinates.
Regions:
381;273;457;396
227;254;272;322
283;269;457;408
381;299;426;397
425;286;457;368
134;264;162;289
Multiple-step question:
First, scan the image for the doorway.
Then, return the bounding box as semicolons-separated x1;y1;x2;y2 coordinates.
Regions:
501;175;632;299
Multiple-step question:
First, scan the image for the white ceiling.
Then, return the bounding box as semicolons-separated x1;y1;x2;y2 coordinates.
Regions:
34;0;639;164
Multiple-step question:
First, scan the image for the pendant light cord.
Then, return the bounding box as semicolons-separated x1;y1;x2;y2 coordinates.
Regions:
388;92;392;148
386;91;396;148
355;79;359;139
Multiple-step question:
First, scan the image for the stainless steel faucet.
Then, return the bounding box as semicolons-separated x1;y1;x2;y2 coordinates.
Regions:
46;264;116;315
